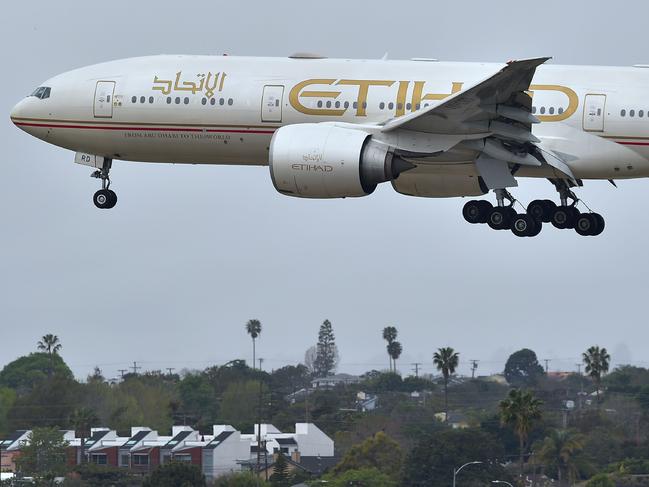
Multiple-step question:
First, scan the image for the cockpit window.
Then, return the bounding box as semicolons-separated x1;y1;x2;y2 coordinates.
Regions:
29;87;51;99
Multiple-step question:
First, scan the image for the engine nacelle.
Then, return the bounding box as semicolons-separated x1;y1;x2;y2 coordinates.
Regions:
269;124;411;198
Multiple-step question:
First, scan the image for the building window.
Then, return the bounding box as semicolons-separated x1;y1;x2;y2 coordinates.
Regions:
120;454;129;467
133;454;149;466
173;454;192;463
91;454;107;465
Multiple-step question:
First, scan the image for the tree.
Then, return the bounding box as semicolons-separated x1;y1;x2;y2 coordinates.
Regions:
504;349;545;387
500;389;543;477
16;427;70;483
323;467;397;487
314;320;338;378
0;387;16;436
332;432;403;479
535;429;585;486
37;334;62;377
388;342;403;374
245;319;262;369
70;407;99;464
219;380;266;430
382;326;398;372
402;429;509;487
142;462;206;487
583;346;611;405
0;353;73;392
303;345;318;376
270;453;290;486
433;347;459;421
586;474;615;487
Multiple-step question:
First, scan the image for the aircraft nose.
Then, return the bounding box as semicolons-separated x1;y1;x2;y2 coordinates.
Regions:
10;99;25;124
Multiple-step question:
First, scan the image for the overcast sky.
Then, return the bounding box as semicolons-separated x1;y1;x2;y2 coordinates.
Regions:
1;0;648;381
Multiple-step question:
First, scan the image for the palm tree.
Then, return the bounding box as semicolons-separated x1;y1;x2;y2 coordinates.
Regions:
388;341;403;373
535;429;585;486
382;326;398;371
500;388;543;477
69;407;99;464
37;334;62;377
245;319;262;369
433;347;459;421
582;346;611;405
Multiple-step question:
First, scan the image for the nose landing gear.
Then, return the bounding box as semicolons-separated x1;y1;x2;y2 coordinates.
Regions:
91;159;117;209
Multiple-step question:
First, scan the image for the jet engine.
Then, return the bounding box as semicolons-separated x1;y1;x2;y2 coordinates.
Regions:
269;124;413;198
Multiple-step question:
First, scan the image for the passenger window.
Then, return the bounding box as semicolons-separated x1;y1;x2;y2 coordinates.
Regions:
317;100;323;108
388;102;394;110
532;106;536;114
210;98;216;106
558;107;564;114
175;97;180;104
630;110;635;117
140;96;146;104
131;96;137;103
184;97;189;105
149;96;154;104
549;107;555;115
219;98;225;106
640;110;645;118
344;101;349;109
201;98;207;105
362;102;367;109
379;102;385;109
228;98;233;106
621;109;626;117
326;101;332;108
540;107;546;114
353;102;358;109
166;97;172;104
406;103;412;110
416;103;421;110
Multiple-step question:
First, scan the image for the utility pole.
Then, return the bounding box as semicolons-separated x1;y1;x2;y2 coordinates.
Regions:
411;363;422;378
166;368;175;376
544;359;550;373
470;360;479;379
118;369;127;379
131;361;141;375
256;358;264;480
258;358;264;372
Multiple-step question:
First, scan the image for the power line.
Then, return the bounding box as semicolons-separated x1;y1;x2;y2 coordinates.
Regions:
131;362;141;375
411;363;422;378
470;360;479;379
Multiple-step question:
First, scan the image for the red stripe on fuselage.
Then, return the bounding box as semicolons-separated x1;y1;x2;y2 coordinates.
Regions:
14;122;276;135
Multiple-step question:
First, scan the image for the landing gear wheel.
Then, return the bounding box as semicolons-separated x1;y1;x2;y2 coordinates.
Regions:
487;207;513;230
527;200;549;222
591;213;605;236
575;213;597;236
477;201;493;223
94;189;112;209
106;190;117;209
511;213;539;237
551;206;578;229
463;200;482;224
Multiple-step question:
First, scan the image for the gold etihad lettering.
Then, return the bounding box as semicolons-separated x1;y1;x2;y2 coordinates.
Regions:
152;71;226;98
289;78;580;121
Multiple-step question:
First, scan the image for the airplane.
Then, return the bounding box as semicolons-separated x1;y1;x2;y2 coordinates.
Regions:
10;54;649;237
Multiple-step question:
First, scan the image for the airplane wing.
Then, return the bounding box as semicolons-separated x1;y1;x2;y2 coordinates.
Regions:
379;57;576;187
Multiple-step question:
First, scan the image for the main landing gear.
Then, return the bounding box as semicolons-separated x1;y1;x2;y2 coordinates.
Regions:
462;187;605;237
91;159;117;209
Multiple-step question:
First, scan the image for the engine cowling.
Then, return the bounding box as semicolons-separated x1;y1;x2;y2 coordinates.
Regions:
269;123;411;198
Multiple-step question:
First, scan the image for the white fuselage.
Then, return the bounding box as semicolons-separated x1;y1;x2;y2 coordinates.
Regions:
10;55;649;181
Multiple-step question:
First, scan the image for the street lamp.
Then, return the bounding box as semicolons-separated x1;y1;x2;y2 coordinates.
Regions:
492;481;514;487
453;461;483;487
